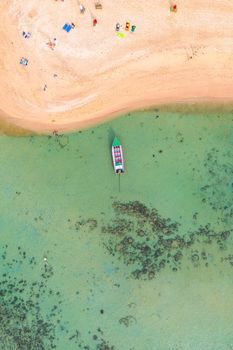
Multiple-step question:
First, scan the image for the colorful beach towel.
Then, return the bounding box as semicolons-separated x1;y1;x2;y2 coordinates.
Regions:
63;23;72;32
131;25;136;32
117;32;125;39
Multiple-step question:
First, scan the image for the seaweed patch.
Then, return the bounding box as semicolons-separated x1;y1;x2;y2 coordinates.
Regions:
0;245;117;350
68;326;116;350
68;217;98;232
119;315;136;327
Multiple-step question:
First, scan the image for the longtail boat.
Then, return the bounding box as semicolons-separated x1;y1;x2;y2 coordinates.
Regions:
112;137;124;174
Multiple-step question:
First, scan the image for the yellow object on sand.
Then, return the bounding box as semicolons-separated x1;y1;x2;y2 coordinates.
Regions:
117;32;125;38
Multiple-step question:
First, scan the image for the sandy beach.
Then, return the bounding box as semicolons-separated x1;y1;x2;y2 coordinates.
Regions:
0;0;232;133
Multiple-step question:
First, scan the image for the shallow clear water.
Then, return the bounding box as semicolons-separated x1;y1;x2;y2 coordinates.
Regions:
0;109;233;349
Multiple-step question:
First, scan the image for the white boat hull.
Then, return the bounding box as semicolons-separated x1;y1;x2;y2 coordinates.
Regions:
112;145;124;174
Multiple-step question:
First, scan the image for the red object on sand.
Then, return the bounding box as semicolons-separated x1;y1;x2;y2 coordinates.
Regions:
173;4;177;10
93;18;97;26
170;4;177;12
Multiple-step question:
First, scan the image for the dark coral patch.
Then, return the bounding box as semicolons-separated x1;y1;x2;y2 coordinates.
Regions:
102;201;232;280
0;246;63;350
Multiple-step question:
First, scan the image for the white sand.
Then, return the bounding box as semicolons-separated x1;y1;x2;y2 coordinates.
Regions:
0;0;233;132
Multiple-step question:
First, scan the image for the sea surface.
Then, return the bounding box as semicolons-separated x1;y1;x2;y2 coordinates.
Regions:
0;109;233;350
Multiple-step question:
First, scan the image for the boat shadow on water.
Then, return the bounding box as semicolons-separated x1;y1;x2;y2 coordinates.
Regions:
107;127;115;148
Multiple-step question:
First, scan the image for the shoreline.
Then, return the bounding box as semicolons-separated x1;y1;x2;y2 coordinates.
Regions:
1;0;233;135
0;0;233;134
1;100;233;136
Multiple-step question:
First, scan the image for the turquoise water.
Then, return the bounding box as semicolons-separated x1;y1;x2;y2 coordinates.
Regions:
0;110;233;349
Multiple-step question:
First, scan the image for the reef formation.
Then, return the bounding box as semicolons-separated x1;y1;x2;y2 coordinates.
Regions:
102;201;232;280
